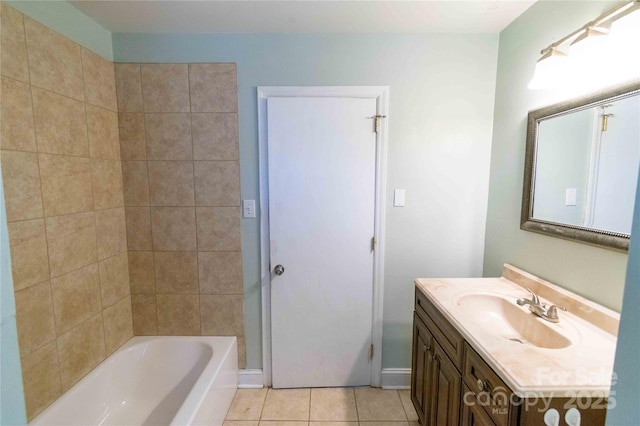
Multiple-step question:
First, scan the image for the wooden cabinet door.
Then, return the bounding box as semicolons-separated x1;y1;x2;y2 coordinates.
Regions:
411;313;434;425
460;385;496;426
429;341;461;426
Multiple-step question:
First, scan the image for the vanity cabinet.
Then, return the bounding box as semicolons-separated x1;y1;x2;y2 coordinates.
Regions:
412;288;608;426
412;289;463;426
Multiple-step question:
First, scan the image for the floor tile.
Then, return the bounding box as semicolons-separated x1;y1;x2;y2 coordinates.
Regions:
310;388;357;421
226;388;268;420
358;423;409;426
259;422;309;426
398;390;419;422
311;423;358;426
224;422;259;426
354;388;407;421
261;388;311;421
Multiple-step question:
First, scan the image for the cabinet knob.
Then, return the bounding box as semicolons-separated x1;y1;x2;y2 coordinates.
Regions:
476;379;488;392
422;344;431;353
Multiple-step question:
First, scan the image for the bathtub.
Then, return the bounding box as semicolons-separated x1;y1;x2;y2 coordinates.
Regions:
30;336;238;426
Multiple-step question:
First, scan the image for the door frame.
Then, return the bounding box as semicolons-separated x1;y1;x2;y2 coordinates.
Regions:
257;86;389;387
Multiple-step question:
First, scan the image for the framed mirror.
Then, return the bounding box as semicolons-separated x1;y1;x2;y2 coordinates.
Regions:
522;80;640;251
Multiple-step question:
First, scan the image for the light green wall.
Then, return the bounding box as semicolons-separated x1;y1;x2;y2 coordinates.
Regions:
113;33;499;369
607;166;640;423
483;0;628;312
0;171;27;425
7;0;113;60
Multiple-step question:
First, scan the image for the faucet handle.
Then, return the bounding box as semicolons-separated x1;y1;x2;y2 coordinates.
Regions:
546;304;567;319
525;288;540;304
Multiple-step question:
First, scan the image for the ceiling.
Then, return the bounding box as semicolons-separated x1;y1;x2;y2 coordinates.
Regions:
70;1;536;34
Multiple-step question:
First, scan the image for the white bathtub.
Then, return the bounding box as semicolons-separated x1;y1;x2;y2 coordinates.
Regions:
30;336;238;426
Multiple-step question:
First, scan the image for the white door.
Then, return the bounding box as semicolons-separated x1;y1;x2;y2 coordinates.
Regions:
268;96;377;388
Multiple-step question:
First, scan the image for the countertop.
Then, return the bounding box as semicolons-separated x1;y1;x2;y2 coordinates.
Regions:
414;264;619;398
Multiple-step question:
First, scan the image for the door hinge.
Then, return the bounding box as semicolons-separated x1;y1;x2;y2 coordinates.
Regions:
371;236;376;252
369;115;387;134
369;344;374;360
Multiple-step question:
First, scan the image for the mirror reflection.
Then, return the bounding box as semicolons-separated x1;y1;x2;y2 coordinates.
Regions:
533;93;640;235
522;82;640;250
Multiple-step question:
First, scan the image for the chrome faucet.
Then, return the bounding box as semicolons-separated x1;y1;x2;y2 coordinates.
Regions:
517;288;567;323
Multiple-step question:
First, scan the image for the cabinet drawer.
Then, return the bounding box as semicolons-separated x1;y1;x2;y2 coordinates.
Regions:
415;288;464;370
463;343;514;426
461;384;497;426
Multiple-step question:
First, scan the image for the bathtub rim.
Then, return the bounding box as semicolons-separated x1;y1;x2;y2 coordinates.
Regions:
29;335;238;426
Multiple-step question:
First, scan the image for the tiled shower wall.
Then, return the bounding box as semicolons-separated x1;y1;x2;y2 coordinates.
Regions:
115;62;245;366
1;4;132;420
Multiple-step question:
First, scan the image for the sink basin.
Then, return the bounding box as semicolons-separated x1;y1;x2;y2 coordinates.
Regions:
454;293;574;349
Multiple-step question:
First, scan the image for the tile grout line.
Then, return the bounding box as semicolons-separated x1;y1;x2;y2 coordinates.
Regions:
136;62;159;336
80;46;110;358
20;8;67;404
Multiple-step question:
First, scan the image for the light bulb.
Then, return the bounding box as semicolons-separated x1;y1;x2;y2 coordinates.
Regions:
528;49;569;90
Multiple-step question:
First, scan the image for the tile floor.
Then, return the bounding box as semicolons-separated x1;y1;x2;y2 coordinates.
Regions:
224;387;419;426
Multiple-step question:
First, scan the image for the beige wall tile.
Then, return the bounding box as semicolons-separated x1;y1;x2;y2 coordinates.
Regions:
1;77;36;151
194;161;240;206
132;294;158;335
86;105;120;160
24;17;84;100
0;150;43;221
148;161;195;206
192;113;238;160
45;212;97;278
50;264;101;335
157;294;200;335
199;251;243;294
196;207;241;251
122;161;150;206
103;296;133;355
91;159;124;210
141;64;190;113
128;252;155;294
32;88;88;156
118;113;146;160
237;336;246;369
200;295;243;336
125;207;153;250
39;154;93;216
114;63;143;112
145;113;192;160
1;4;29;82
151;207;197;251
8;219;50;291
189;63;237;112
57;314;106;390
154;251;198;294
82;48;117;111
95;208;127;260
20;342;62;421
99;252;130;307
226;388;268;420
15;282;56;356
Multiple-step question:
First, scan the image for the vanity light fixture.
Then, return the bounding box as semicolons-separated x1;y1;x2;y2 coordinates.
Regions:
529;0;640;90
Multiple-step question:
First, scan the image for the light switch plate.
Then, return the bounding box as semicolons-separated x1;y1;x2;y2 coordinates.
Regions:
394;189;406;207
243;199;256;218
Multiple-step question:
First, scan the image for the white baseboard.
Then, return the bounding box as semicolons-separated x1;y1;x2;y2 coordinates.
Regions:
238;369;264;388
381;368;411;389
238;368;409;389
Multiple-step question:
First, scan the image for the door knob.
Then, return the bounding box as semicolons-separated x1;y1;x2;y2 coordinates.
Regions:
274;265;285;276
